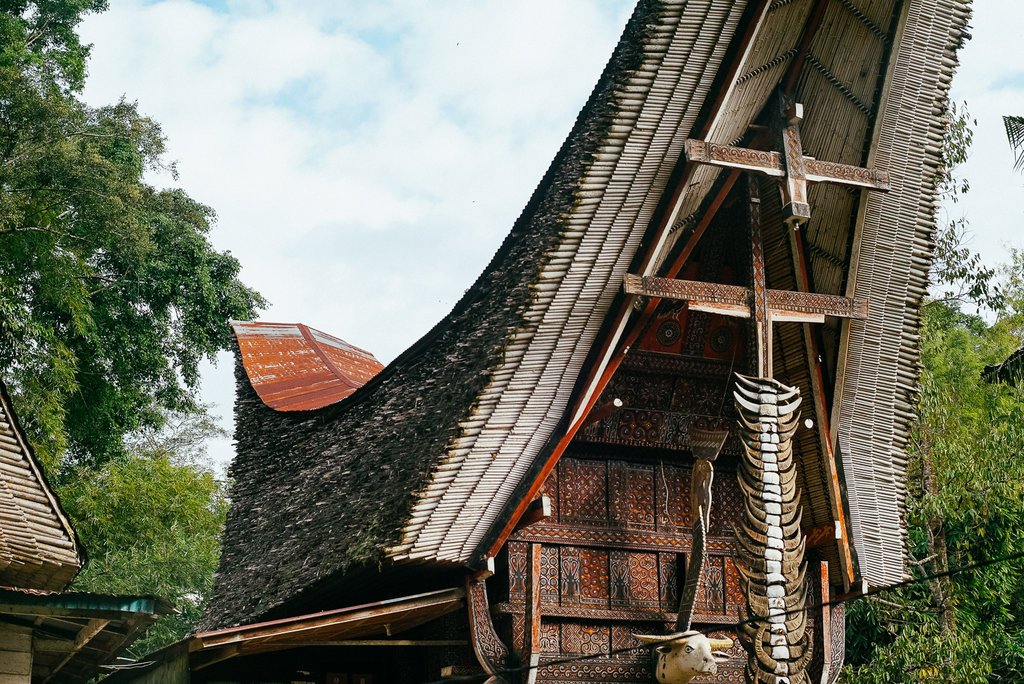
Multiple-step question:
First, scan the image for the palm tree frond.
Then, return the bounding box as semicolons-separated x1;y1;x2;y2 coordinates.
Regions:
1005;115;1024;171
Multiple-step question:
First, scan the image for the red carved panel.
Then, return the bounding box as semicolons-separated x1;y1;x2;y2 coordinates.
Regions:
724;555;745;616
539;621;559;654
659;552;680;610
560;621;609;656
627;552;660;608
508;541;527;599
540;545;559;602
616;409;664;443
558;459;607;524
710;471;743;536
559;547;582;605
579;548;609;608
695;555;727;615
609;461;656;527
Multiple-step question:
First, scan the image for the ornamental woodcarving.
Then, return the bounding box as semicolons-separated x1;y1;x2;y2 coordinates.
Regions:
733;374;810;684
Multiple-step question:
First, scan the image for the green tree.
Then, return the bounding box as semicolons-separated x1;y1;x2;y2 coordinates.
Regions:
0;0;265;471
57;411;230;656
844;282;1024;682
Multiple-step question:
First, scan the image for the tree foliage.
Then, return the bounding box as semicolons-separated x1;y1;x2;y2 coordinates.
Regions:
0;0;265;471
57;412;230;656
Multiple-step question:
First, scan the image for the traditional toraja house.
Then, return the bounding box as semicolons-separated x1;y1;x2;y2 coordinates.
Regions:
124;0;971;681
0;382;168;683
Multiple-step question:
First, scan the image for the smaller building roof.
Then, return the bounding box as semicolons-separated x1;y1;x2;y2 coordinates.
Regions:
0;586;169;683
231;322;384;411
982;347;1024;385
0;382;82;591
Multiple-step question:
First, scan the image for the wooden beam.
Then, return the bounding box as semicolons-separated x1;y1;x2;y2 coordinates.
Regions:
805;522;842;550
466;577;511;677
787;226;857;589
523;544;542;684
513;497;551;534
41;618;108;684
684;140;783;176
810;560;834;684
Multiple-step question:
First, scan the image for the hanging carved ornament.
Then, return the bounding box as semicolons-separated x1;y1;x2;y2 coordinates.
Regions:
633;506;733;683
733;374;810;684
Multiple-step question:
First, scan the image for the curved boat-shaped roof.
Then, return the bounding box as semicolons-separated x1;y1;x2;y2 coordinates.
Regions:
231;322;383;412
205;0;969;629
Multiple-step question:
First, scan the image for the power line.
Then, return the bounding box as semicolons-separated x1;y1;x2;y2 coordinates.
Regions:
422;549;1024;684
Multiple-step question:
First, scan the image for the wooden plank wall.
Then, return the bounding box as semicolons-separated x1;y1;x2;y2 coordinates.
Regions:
0;624;32;684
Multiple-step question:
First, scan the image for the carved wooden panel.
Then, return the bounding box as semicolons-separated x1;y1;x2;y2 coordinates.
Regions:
658;552;679;610
656;463;690;529
559;547;581;606
579;548;609;608
695;555;727;615
608;461;655;528
540;546;559;602
539;622;559;654
560;621;610;656
559;459;607;523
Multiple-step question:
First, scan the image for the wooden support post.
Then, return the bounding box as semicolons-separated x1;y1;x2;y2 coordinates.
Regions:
522;543;542;684
466;576;511;683
810;561;833;684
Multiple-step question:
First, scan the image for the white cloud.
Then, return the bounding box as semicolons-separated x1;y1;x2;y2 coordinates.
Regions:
78;0;1023;469
79;0;633;467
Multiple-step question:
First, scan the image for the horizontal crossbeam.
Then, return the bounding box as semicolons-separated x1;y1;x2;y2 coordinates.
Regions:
623;274;868;321
684;139;889;191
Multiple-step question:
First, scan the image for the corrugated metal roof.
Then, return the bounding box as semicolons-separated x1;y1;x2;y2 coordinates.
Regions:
231;322;384;411
0;382;82;591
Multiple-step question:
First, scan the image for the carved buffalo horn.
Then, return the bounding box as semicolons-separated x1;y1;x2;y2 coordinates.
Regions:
733;375;811;684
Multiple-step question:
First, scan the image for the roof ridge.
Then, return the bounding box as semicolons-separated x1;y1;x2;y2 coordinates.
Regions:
297;323;358;390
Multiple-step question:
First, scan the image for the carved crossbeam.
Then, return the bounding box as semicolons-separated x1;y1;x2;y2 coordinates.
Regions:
624;275;868;323
684;91;890;226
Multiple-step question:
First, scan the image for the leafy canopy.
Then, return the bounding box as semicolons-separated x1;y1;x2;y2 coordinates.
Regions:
58;412;230;656
0;0;265;471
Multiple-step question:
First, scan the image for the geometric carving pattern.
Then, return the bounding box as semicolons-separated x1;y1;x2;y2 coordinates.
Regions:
540;546;559;601
658;552;679;609
609;462;655;527
580;548;610;607
559;547;582;605
561;622;610;656
559;459;607;523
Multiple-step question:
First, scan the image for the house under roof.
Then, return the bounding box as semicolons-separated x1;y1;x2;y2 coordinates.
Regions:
191;0;970;681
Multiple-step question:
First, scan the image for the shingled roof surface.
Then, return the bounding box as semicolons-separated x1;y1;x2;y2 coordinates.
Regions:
0;382;82;591
205;0;970;629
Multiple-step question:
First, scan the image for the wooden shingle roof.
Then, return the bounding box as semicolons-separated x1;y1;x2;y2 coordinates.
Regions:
205;0;970;629
0;383;82;591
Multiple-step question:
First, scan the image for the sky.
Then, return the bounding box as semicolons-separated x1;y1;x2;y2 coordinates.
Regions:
78;1;1024;469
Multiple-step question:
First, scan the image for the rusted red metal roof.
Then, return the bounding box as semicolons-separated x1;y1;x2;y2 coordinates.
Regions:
232;322;384;411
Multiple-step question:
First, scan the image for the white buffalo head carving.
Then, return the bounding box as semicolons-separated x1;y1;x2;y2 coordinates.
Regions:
633;631;733;683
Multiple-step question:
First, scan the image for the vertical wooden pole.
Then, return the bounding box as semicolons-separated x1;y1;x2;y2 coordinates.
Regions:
747;176;771;378
523;543;542;684
812;560;831;684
